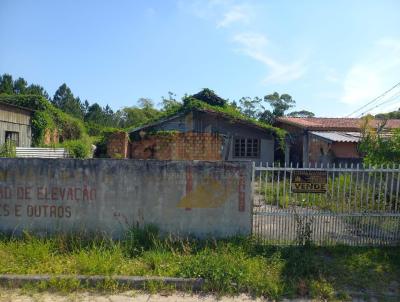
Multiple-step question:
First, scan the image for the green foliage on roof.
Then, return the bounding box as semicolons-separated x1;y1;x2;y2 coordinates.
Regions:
190;88;227;107
0;93;89;152
134;93;286;147
0;93;48;111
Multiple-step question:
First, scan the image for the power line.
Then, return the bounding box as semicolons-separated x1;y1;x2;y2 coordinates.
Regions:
358;90;400;117
345;81;400;117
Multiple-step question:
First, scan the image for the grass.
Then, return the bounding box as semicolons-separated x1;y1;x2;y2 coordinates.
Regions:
0;228;399;300
256;172;397;213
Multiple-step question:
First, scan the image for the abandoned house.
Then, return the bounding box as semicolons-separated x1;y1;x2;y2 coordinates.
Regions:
275;117;400;166
0;101;33;147
108;108;280;163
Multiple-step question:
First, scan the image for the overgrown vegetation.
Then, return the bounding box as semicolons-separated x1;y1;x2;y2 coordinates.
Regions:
0;140;16;157
0;94;92;155
359;115;400;166
0;74;295;157
375;108;400;119
0;229;399;300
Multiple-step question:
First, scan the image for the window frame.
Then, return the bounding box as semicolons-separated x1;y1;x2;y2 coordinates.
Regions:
5;131;20;147
233;137;260;158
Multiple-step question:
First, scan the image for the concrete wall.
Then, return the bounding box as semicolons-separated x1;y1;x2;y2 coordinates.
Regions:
0;159;252;238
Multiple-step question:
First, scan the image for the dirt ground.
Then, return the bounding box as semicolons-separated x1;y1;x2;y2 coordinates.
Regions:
0;289;316;302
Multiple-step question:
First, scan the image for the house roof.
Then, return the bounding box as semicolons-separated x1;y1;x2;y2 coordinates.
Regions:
129;107;281;136
0;101;35;114
276;117;400;131
129;112;185;133
310;131;361;143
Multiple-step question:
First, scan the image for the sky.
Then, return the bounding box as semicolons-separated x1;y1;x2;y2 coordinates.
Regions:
1;0;400;117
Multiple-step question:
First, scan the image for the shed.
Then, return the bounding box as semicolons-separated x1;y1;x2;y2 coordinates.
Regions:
0;101;33;147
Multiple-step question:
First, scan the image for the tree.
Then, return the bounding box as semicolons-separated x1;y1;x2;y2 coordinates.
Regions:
287;110;315;118
359;115;400;165
190;88;227;107
375;109;400;119
258;92;295;124
13;77;28;94
238;96;262;119
84;103;118;127
52;84;84;119
0;74;14;94
83;100;90;116
85;103;103;123
119;98;161;129
161;91;182;114
25;84;50;100
264;92;295;117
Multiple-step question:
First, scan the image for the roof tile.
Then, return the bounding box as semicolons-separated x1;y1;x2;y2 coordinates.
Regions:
276;117;400;131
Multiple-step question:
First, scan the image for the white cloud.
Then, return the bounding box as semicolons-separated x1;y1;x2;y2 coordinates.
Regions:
179;1;307;84
341;38;400;108
324;68;340;84
233;32;307;84
217;5;250;28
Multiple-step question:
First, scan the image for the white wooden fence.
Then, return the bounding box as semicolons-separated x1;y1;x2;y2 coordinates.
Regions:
253;162;400;246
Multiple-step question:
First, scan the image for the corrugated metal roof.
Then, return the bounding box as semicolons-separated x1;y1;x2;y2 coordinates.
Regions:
310;131;361;143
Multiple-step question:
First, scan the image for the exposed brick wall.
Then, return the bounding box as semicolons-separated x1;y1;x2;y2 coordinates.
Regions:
107;131;129;158
131;132;222;160
43;128;59;145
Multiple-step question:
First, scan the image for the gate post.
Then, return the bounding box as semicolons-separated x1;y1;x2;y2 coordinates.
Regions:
251;161;256;236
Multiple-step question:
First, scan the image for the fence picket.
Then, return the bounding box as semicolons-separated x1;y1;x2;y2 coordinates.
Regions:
252;163;400;246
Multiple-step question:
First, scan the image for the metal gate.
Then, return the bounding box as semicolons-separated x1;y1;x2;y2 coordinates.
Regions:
252;163;400;245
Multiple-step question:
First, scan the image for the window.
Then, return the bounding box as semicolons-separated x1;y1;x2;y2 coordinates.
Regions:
5;131;19;147
234;138;259;158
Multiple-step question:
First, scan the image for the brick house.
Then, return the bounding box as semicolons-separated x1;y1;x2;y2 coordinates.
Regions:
110;108;279;163
275;117;400;166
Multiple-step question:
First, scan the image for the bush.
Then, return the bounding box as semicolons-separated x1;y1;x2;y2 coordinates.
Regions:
359;116;400;165
93;127;122;158
63;139;92;159
0;140;16;157
31;111;55;146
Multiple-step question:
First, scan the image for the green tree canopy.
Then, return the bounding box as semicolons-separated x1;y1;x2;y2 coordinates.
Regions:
161;91;182;114
25;84;50;100
287;110;315;118
85;103;118;128
52;83;84;119
0;74;14;94
119;98;161;129
13;77;28;94
375;109;400;119
359;115;400;165
238;96;262;119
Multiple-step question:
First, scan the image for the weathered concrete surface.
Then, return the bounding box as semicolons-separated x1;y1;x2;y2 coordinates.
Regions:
0;159;252;238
